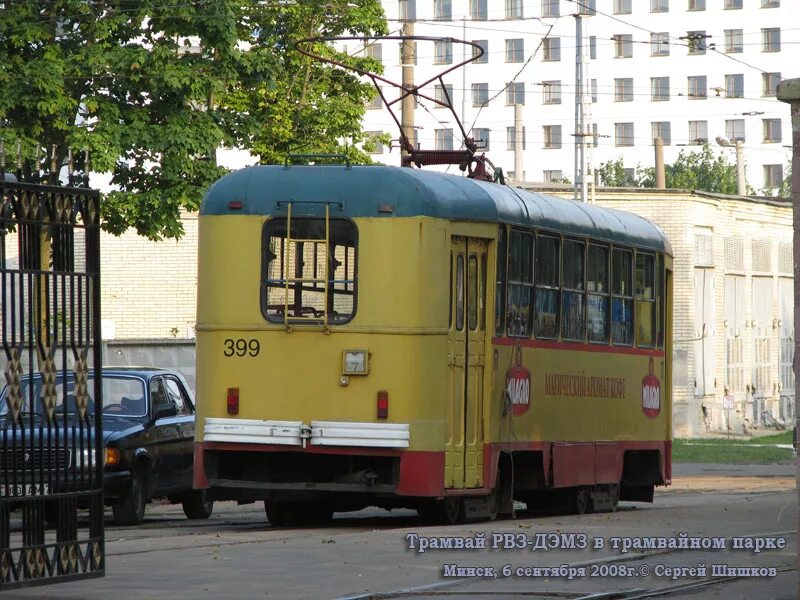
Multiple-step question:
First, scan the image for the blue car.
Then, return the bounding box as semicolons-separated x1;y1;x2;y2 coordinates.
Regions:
0;367;212;525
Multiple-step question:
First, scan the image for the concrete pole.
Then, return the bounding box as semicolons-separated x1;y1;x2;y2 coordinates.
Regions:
401;20;415;163
514;103;523;181
654;137;666;189
776;77;800;599
735;140;746;195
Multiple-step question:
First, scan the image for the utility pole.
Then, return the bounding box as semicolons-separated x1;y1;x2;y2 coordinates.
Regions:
654;138;666;188
574;14;589;202
776;78;800;599
735;140;746;195
401;18;415;165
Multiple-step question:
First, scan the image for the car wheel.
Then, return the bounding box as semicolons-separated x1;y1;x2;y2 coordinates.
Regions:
112;471;146;526
264;501;293;526
182;489;214;520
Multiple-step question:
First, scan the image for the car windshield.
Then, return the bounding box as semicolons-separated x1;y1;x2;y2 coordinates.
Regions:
0;375;147;418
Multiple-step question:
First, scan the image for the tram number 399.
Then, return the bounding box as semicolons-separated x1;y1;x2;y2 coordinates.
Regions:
223;338;260;357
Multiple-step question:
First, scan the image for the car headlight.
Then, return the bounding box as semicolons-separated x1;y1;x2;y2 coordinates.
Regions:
80;448;119;466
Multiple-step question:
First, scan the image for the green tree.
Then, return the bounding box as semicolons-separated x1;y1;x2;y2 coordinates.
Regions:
0;1;387;239
596;157;640;187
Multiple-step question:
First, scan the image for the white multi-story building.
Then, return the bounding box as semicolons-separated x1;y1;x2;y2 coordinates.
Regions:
361;0;795;192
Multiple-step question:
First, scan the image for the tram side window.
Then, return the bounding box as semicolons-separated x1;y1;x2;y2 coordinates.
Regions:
587;244;610;343
611;248;633;345
561;240;586;341
635;252;656;347
261;218;357;324
507;230;534;337
534;235;560;339
495;226;507;336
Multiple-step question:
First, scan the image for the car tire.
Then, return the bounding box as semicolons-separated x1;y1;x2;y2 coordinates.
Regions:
182;489;214;520
113;471;146;526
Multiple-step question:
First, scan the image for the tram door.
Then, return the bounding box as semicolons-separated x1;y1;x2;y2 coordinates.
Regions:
446;236;489;489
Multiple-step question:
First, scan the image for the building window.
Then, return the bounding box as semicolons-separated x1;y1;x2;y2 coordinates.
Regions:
614;0;631;13
725;119;745;142
725;74;744;98
469;0;487;20
762;28;781;52
613;34;633;58
578;0;596;15
543;170;563;182
562;240;586;341
434;84;453;107
543;125;562;149
506;0;523;19
364;43;382;62
725;0;742;7
615;122;634;146
592;123;599;146
763;72;781;97
763;119;782;143
506;81;525;105
611;248;633;345
651;33;669;56
762;0;779;7
688;75;707;99
543;37;561;61
651;0;668;12
591;79;597;102
471;127;490;150
764;164;783;188
505;38;524;62
534;235;560;339
542;0;559;17
366;89;382;110
614;78;633;102
587;244;610;343
434;0;452;20
688;0;705;9
398;41;418;65
542;80;561;104
724;29;743;53
472;40;488;63
651;77;670;101
399;0;416;21
651;121;671;145
472;83;489;107
687;30;707;55
688;120;708;144
506;230;534;337
506;126;526;150
435;128;454;150
434;40;452;64
589;36;596;59
364;131;384;154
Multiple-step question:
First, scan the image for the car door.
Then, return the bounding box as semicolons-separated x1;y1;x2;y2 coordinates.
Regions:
148;376;182;493
162;375;195;489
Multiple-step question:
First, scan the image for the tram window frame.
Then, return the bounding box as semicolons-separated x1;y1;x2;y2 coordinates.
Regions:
587;244;610;344
468;255;479;330
657;254;666;348
561;239;586;341
448;252;453;328
635;251;657;347
507;229;534;337
611;247;634;346
456;254;465;331
495;225;508;336
261;217;358;324
534;234;560;339
480;254;487;331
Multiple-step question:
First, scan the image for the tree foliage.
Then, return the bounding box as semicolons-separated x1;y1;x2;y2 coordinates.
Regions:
0;1;387;239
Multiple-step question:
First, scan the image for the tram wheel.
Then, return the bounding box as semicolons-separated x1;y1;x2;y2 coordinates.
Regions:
607;484;620;513
297;502;334;526
416;497;464;525
572;487;593;515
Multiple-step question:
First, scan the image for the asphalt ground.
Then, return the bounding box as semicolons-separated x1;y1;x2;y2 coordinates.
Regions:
2;462;797;600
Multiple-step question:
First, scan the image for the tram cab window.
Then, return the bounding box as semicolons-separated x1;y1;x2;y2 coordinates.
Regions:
495;226;507;336
611;248;633;345
561;240;586;341
262;218;357;324
635;252;656;347
507;230;534;337
587;244;610;343
534;235;560;339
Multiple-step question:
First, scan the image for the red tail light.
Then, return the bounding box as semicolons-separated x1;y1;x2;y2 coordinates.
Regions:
377;390;388;419
227;387;239;415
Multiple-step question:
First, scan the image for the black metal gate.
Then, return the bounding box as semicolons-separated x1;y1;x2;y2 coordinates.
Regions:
0;178;104;588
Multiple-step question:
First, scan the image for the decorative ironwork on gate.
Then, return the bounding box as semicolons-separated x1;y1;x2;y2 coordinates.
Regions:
0;178;104;588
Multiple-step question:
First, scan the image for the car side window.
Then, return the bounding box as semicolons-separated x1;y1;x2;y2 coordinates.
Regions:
149;378;170;410
163;377;192;415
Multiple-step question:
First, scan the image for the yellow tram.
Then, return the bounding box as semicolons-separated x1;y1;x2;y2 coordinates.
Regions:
193;164;672;524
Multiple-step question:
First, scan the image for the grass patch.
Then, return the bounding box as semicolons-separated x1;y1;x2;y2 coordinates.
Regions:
672;437;793;463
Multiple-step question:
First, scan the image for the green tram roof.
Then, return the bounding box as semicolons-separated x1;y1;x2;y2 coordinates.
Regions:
201;165;672;255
